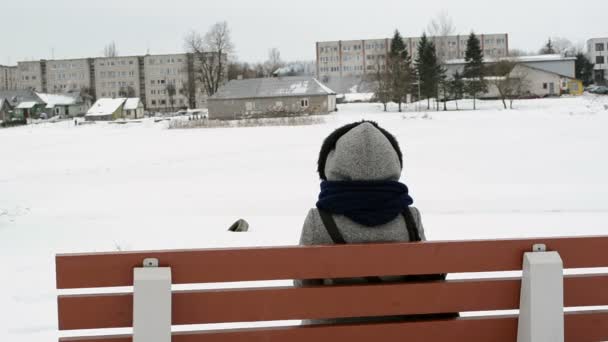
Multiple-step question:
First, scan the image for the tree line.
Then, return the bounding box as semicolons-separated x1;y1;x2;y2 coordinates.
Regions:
374;30;490;112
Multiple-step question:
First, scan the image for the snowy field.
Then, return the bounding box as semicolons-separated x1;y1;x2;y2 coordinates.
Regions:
1;95;608;340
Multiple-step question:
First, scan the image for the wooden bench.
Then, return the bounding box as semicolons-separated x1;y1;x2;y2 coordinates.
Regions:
56;236;608;342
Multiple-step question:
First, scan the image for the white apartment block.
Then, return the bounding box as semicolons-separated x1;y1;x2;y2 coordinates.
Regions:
17;61;45;91
317;33;509;79
0;65;18;91
94;56;142;99
143;53;191;111
12;52;225;111
587;38;608;83
46;59;92;93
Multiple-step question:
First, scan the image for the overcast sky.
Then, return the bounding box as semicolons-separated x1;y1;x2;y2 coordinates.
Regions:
2;0;606;65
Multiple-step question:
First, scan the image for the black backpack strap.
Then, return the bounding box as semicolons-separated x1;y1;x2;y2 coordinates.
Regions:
318;209;346;244
318;209;383;283
402;208;421;242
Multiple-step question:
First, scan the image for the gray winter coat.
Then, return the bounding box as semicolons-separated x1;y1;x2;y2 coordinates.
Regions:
294;122;429;324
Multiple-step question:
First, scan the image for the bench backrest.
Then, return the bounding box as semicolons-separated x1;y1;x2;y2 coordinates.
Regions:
56;236;608;342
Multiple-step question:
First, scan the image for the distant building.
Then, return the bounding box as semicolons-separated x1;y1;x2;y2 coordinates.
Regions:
94;56;142;100
85;97;143;121
0;89;46;119
587;38;608;84
17;61;44;91
208;76;336;120
46;59;93;93
0;65;18;91
36;91;93;117
13;52;226;112
445;54;579;97
316;33;509;80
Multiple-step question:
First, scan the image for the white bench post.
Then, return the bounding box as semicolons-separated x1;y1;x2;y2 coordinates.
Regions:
517;244;564;342
133;258;172;342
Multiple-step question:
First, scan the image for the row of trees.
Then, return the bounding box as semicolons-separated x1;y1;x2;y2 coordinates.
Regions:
374;30;490;112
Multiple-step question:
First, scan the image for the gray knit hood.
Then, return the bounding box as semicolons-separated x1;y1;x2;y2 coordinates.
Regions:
322;122;402;181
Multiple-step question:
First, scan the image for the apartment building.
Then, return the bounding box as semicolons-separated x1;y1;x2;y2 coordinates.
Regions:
17;61;45;91
46;58;93;93
316;33;509;79
94;56;142;99
12;52;225;111
0;65;18;91
587;38;608;84
143;53;191;111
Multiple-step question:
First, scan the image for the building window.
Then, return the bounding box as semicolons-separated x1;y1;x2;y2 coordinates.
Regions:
596;43;605;52
151;100;156;105
543;83;548;89
596;56;605;64
160;100;166;105
300;98;309;108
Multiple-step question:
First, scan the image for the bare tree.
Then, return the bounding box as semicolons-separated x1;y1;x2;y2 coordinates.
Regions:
104;41;118;57
184;21;233;97
372;60;391;112
427;11;456;62
550;37;575;56
265;48;284;76
166;83;177;111
488;59;529;109
118;85;136;98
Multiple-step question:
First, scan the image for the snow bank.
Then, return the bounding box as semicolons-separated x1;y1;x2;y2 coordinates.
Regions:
1;95;608;341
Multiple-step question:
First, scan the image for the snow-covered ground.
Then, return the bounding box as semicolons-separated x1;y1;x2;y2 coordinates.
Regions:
1;95;608;340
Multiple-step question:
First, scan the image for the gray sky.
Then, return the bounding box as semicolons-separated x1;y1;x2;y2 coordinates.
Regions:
2;0;606;65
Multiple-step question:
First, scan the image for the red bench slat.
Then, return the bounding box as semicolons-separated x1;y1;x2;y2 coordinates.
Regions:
56;236;608;289
58;274;608;330
58;311;608;342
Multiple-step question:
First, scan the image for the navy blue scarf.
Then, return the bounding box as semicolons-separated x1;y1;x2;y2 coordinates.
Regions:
316;180;414;227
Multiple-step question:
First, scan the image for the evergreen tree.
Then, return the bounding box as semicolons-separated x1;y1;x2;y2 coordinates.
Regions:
415;33;442;110
575;53;594;86
463;32;487;110
449;71;465;110
388;30;415;112
540;38;556;54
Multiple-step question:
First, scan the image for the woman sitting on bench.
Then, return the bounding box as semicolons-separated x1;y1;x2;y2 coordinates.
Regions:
295;120;456;324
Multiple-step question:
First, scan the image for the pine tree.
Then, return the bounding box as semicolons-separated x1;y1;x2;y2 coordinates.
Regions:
540;38;556;54
463;32;486;110
388;30;414;112
575;53;594;86
415;33;442;110
449;71;465;110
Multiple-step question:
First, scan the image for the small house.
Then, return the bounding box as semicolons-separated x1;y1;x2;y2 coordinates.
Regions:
124;98;144;119
0;89;46;119
208;76;336;120
36;92;93;118
85;97;144;121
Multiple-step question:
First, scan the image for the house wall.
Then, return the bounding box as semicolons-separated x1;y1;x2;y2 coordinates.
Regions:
209;95;333;120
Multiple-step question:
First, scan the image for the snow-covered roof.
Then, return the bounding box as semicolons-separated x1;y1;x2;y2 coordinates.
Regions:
86;98;126;116
17;101;39;109
123;98;142;110
36;93;78;108
445;54;575;65
210;76;336;100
